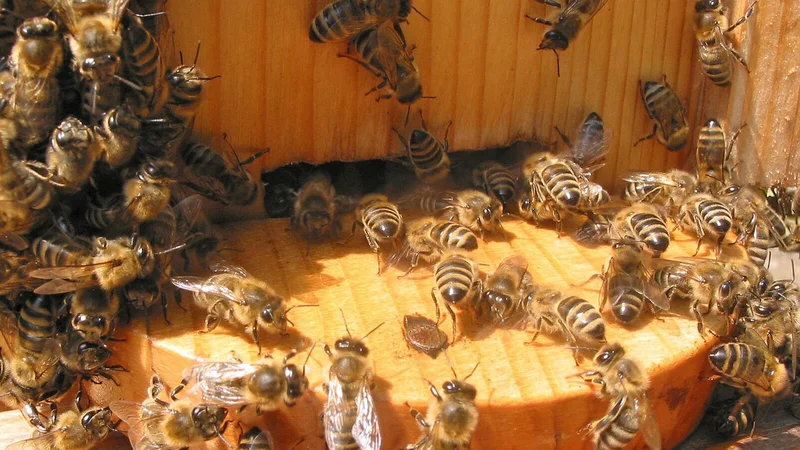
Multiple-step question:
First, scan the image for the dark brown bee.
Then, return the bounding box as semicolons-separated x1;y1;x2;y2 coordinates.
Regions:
309;0;413;43
402;314;448;359
94;103;141;169
5;406;115;450
611;204;670;257
348;193;404;274
291;172;340;242
676;193;733;256
120;9;165;117
636;78;689;151
45;116;100;191
394;113;451;184
695;119;742;187
694;0;756;86
712;396;756;438
472;161;516;205
179;140;265;206
392;219;478;276
68;286;120;342
525;0;610;76
562;111;609;171
431;251;481;341
475;255;531;328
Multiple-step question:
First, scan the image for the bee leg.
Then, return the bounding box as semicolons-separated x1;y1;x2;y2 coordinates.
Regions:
524;14;553;25
721;35;750;73
160;292;170;325
535;0;562;7
169;375;191;400
200;313;221;333
252;322;262;355
174;289;187;312
726;0;758;33
75;380;87;411
429;289;442;325
691;299;706;336
21;402;49;433
338;221;360;246
634;124;659;147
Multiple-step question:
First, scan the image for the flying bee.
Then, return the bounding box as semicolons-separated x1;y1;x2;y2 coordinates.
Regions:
7;17;63;149
341;20;423;105
635;78;689;151
171;263;292;354
347;193;404;274
394;112;451;185
431;251;481;342
175;346;313;414
323;319;383;450
5;406;116;450
611;204;671;257
474;255;532;329
309;0;413;43
291;172;341;243
439;189;503;238
596;238;670;324
110;374;229;450
120;9;165;117
68;286;120;342
621;169;698;211
696;119;742;188
472;161;516;206
179;139;265;206
525;0;610;76
708;338;793;407
392;219;478;277
405;363;479;450
85;159;176;232
94;103;140;169
579;342;662;450
30;234;158;294
524;287;606;363
711;396;756;438
45;116;100;191
677;193;733;257
694;0;757;86
720;184;794;251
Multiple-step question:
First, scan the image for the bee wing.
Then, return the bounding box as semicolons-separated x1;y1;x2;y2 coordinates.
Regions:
170;276;244;305
180;178;232;206
621;171;681;187
353;377;381;450
29;259;115;280
633;394;662;450
208;262;249;278
561;0;610;26
41;0;79;33
0;233;29;251
33;278;97;294
108;0;133;29
4;426;68;450
110;400;176;450
371;22;401;87
496;255;529;275
184;362;259;405
323;378;348;449
172;195;204;236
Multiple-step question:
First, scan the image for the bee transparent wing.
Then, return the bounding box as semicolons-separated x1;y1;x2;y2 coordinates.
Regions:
495;255;529;276
574;129;612;175
621;171;681;187
323;378;348;449
108;0;134;29
4;426;68;450
172;195;204;236
41;0;79;33
29;259;115;280
208;262;249;278
110;400;178;450
0;232;30;251
560;0;610;29
633;395;662;450
353;377;381;450
33;278;99;294
170;276;243;304
185;362;260;405
109;400;147;449
371;22;401;87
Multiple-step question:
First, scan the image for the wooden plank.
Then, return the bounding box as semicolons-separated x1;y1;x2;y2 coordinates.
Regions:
0;218;747;450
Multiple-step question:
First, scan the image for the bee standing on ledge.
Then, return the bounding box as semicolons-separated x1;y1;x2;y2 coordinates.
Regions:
309;0;414;43
525;0;609;76
636;78;689;151
439;189;504;238
394;112;452;185
291;172;341;244
345;193;405;274
404;363;480;450
694;0;757;86
5;406;116;450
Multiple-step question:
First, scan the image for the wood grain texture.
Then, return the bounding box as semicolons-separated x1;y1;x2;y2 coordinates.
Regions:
0;218;748;450
164;0;702;191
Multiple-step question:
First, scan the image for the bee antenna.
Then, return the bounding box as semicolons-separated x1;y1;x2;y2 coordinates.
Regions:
216;427;232;449
302;341;317;376
178;50;184;66
191;41;201;70
113;74;145;92
193;75;221;82
404;105;411;127
239;148;270;167
463;362;480;381
1;8;23;20
134;11;168;18
411;6;430;21
154;241;193;255
418;109;428;130
443;350;458;379
552;49;561;77
361;321;385;340
339;308;351;337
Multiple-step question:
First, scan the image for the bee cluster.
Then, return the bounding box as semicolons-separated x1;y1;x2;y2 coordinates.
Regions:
0;0;268;449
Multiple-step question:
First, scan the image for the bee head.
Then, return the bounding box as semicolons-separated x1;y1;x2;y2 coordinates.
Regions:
482;290;513;318
81;407;112;434
191;405;228;439
76;340;112;372
397;71;423;105
81;53;120;83
140;160;176;182
695;0;721;12
107;104;142;138
123;278;159;309
54;117;92;152
442;380;477;400
283;363;309;404
334;337;369;357
539;30;569;51
594;342;624;367
18;18;57;39
168;66;207;96
398;0;413;19
72;314;108;341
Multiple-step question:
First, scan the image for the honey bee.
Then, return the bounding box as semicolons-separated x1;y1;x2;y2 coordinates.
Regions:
576;180;610;212
394;113;451;185
58;331;123;385
598;239;670;324
348;193;404;274
0;153;55;241
45;116;99;191
7;17;63;149
397;189;454;214
323;319;384;450
720;184;793;251
676;193;733;257
431;251;481;342
94;103;141;169
474;255;531;328
291;172;340;242
524;286;606;363
5;406;115;450
120;9;165;117
15;292;60;357
237;426;275;450
745;296;797;375
405;363;479;450
516;188;562;228
439;189;503;238
524;153;585;226
621;169;698;210
170;263;290;354
161;55;214;124
560;112;610;171
708;338;793;406
695;119;742;188
635;78;689;151
179;140;265;206
694;0;757;86
309;0;413;43
342;20;423;104
68;287;120;342
734;212;770;267
611;204;671;257
711;396;756;438
579;342;662;450
110;374;229;450
392;219;478;277
85;159;175;232
30;234;157;294
572;215;612;247
472;161;516;206
175;346;313;414
525;0;610;76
